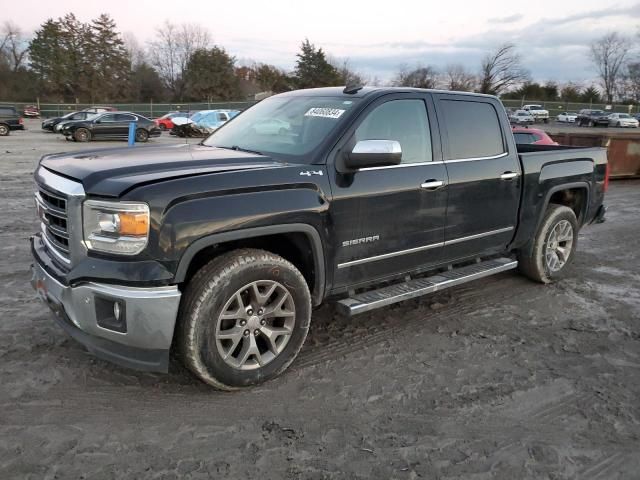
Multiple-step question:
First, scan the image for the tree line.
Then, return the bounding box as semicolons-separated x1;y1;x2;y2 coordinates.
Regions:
0;14;637;104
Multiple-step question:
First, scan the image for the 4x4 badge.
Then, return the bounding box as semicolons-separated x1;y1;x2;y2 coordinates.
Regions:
300;170;323;176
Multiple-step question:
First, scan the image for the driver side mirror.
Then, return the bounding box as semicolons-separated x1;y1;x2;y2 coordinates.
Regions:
95;119;101;124
344;140;402;170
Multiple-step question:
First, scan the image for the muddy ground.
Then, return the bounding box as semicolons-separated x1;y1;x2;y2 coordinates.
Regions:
1;121;639;479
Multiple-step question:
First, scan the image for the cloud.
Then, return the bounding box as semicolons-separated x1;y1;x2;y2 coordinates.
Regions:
489;13;523;24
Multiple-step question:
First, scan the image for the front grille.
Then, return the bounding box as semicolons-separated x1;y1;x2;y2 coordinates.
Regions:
36;187;70;262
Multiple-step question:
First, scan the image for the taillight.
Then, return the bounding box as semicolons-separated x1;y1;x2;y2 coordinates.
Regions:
603;163;610;192
19;117;24;124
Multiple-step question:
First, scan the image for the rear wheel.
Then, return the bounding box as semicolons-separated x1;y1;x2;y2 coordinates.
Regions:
159;124;167;131
178;249;312;390
0;124;9;136
74;128;91;142
517;204;578;284
616;121;621;127
135;128;149;142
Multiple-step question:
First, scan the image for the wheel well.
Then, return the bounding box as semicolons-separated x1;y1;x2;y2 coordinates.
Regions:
549;187;587;223
182;232;317;295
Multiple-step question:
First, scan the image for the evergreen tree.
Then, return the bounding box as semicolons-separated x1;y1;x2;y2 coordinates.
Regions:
29;19;67;99
87;14;130;102
293;39;341;89
183;47;241;101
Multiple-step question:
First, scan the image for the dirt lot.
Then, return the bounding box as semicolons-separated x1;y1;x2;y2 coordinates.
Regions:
1;121;639;479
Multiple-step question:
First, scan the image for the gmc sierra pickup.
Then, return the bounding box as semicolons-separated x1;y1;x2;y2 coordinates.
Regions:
30;86;607;390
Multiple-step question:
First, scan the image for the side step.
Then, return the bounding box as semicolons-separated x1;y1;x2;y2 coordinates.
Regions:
336;257;518;317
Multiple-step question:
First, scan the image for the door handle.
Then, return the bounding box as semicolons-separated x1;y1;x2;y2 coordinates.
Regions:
420;180;444;190
500;172;519;180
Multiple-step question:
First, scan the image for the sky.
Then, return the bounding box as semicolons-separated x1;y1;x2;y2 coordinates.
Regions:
3;0;640;84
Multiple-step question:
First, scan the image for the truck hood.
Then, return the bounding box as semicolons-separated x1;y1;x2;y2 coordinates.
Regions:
39;144;284;197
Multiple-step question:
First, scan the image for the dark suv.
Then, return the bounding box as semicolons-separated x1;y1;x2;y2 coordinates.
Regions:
0;106;24;136
577;109;609;127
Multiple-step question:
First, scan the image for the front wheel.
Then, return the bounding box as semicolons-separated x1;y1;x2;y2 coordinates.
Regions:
74;128;91;142
177;249;312;390
517;204;578;284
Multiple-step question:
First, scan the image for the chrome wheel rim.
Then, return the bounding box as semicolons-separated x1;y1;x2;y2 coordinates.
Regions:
545;220;574;273
77;130;88;141
0;126;7;135
215;280;295;370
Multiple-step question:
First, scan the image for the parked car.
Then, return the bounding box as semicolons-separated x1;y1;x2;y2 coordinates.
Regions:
607;113;639;128
154;111;189;131
171;109;240;137
577;109;609;127
0;106;24;135
42;111;98;132
512;127;558;145
30;86;608;389
23;105;41;118
522;104;549;123
83;106;117;113
556;112;578;123
252;118;291;135
60;111;160;142
510;110;535;125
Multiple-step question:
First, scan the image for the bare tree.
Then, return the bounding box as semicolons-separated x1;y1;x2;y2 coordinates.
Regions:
0;21;28;72
329;57;366;86
478;43;529;95
147;21;211;100
589;32;631;103
393;64;438;89
444;64;476;91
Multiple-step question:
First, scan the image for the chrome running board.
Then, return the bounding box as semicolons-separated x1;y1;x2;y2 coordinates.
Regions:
336;257;518;316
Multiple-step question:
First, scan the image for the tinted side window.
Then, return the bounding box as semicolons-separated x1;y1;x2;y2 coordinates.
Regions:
115;114;137;122
440;99;505;159
100;114;117;122
0;108;16;115
354;99;432;164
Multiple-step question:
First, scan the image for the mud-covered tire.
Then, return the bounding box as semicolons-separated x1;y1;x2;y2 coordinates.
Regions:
0;124;9;136
74;128;91;142
517;204;578;284
177;249;312;390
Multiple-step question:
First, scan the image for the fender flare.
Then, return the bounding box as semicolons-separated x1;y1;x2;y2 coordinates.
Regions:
174;223;326;305
523;181;590;256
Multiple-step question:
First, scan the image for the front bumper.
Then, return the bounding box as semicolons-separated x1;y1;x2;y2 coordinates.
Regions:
30;237;181;372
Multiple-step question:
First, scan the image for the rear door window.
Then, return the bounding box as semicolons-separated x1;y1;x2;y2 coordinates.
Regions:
440;99;506;160
0;107;16;115
115;114;137;122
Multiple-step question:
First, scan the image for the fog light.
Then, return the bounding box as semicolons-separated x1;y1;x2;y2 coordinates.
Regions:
95;296;127;333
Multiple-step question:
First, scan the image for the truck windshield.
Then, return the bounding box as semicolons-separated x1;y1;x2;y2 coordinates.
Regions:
202;96;360;162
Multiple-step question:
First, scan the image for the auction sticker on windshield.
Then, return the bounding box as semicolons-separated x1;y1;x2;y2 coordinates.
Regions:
304;107;346;119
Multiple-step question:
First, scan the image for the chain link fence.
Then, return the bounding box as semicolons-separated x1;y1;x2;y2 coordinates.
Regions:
2;98;637;118
0;101;257;118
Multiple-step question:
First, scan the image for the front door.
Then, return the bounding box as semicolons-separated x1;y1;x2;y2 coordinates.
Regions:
328;94;448;290
433;93;521;261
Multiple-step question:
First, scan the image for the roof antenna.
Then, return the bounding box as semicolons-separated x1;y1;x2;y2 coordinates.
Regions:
343;84;363;94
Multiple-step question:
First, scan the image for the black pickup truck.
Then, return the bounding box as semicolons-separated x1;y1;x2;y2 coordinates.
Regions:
30;87;607;389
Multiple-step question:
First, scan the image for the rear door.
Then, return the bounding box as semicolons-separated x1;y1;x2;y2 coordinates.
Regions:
434;94;521;261
328;93;448;290
114;113;138;137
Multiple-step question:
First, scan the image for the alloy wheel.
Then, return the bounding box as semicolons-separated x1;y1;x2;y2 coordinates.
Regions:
545;220;574;272
215;280;295;370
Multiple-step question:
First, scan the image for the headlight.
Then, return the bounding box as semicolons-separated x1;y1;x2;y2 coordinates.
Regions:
83;200;149;255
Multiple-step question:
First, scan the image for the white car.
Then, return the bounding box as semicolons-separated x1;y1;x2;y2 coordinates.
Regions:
523;104;550;122
252;118;291;135
608;113;639;128
510;110;535;125
556;112;578;123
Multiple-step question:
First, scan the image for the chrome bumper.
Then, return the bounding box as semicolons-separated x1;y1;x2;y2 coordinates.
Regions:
30;256;181;372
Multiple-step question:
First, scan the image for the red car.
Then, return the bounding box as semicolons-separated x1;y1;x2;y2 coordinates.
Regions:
154;111;189;131
512;127;558;145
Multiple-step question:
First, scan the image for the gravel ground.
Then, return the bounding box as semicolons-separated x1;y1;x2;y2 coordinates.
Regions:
1;121;639;479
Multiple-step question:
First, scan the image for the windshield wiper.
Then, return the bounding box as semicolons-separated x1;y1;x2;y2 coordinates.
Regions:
215;145;264;156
